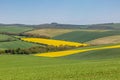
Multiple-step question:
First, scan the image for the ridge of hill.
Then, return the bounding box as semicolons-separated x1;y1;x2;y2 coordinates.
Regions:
0;23;120;30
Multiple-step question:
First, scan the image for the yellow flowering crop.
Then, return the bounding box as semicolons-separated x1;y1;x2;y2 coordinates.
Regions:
21;38;88;47
35;45;120;57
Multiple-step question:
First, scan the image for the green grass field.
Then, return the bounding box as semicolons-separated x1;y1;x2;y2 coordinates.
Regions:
0;55;120;80
99;23;120;29
0;26;120;80
61;48;120;60
0;40;40;49
0;26;33;33
0;43;120;80
53;30;120;42
0;34;16;41
25;28;76;37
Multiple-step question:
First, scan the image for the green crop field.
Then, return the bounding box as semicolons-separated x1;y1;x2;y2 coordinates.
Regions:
98;23;120;29
0;40;40;49
0;33;42;50
0;0;120;80
61;48;120;60
25;29;111;38
0;28;120;80
53;30;120;43
0;43;120;80
0;34;16;41
25;28;76;37
0;26;33;33
0;55;120;80
0;24;120;80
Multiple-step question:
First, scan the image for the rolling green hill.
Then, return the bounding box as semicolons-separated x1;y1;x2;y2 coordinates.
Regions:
53;30;120;43
0;40;40;49
0;26;33;33
0;23;120;80
95;23;120;29
0;23;120;30
0;55;120;80
0;34;16;41
61;48;120;60
25;28;76;37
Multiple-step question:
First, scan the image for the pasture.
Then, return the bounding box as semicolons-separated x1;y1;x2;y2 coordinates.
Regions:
54;30;120;43
61;48;120;60
0;26;120;80
0;26;33;33
0;34;16;41
0;40;40;49
24;28;76;37
0;55;120;80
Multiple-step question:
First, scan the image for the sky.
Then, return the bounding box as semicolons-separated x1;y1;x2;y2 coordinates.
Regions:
0;0;120;25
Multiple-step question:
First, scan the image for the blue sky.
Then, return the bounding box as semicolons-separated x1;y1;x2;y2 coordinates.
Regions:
0;0;120;25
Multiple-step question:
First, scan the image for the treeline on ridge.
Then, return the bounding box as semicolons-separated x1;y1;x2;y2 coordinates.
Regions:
0;45;80;55
0;32;51;39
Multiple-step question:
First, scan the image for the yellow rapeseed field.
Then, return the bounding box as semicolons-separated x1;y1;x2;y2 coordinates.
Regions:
21;38;120;57
35;45;120;57
21;38;88;47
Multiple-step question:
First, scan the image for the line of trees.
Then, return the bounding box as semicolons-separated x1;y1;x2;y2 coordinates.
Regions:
18;33;51;39
0;32;51;39
0;45;78;55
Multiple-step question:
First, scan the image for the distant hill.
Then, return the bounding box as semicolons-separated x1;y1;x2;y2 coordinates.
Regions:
87;23;120;30
0;22;120;30
0;23;86;29
33;23;87;29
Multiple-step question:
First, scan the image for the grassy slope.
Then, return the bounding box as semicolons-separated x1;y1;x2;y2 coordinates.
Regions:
0;25;120;80
0;26;38;49
25;29;110;37
61;48;120;60
100;23;120;29
0;34;16;41
112;23;120;29
25;28;76;37
0;40;40;49
0;26;33;33
87;35;120;45
53;30;120;42
0;55;120;80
